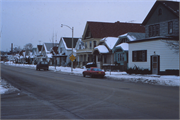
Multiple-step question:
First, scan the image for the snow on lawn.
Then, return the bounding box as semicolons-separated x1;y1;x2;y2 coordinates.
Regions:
2;62;180;86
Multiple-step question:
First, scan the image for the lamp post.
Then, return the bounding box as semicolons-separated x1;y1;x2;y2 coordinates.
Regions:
61;24;74;72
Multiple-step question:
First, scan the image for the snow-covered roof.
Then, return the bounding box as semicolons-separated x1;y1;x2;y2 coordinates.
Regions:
46;54;52;58
100;37;119;49
94;45;109;53
119;32;145;41
116;43;129;51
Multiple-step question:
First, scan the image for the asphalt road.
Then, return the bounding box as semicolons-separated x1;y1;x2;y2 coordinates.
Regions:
1;64;179;119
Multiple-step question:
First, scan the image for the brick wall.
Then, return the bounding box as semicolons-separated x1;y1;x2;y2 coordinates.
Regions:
145;18;179;38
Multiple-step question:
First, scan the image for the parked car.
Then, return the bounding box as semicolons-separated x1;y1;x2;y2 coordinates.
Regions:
86;62;96;68
36;61;49;71
83;67;105;78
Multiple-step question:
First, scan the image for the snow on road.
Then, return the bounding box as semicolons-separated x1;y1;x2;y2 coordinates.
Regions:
1;61;179;94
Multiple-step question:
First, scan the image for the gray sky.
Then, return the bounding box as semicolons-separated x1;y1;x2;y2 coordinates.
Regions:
1;0;158;51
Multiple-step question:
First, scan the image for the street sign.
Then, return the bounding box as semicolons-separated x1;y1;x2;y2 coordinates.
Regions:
69;55;76;62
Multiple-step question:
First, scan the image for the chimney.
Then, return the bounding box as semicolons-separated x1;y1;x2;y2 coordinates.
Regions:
11;43;13;53
115;21;120;23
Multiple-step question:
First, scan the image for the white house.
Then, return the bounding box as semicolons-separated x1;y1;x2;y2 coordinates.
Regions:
128;38;179;75
128;1;179;75
93;37;119;69
57;37;79;66
41;43;59;62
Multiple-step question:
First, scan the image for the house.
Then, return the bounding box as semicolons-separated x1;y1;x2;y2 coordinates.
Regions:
50;46;59;66
34;45;43;64
75;38;85;67
41;43;59;63
128;1;179;75
112;32;145;71
78;21;145;68
57;37;79;66
93;37;119;69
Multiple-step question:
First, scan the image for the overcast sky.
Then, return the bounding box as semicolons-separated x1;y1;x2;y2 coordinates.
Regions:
0;0;161;51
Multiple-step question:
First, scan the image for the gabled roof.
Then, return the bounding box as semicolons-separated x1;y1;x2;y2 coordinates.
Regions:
75;38;85;50
37;45;42;52
61;37;79;48
100;37;119;50
82;21;145;39
94;45;109;54
116;43;129;51
113;32;145;49
142;1;179;25
51;46;59;55
44;43;59;51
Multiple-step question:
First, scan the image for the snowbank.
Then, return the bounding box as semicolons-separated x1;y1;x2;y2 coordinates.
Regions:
0;78;19;94
2;62;180;87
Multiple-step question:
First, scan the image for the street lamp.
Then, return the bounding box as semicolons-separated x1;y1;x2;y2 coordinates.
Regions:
61;24;74;72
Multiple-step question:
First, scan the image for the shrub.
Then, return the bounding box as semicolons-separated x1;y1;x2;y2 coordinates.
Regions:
126;65;151;75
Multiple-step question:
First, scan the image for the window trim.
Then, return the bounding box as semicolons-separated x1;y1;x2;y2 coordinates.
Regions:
93;41;96;48
132;50;147;62
158;8;162;16
89;41;92;49
168;21;173;34
149;24;160;37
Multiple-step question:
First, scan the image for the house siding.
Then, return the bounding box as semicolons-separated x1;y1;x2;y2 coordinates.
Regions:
145;18;179;38
128;40;179;72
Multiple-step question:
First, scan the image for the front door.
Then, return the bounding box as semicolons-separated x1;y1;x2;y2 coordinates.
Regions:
151;55;159;74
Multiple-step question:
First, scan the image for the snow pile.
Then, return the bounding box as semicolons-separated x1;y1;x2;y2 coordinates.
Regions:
105;74;180;86
0;78;19;94
3;62;180;86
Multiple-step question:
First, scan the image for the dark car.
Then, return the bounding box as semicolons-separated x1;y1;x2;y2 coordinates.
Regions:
83;67;105;78
36;61;49;71
86;62;97;68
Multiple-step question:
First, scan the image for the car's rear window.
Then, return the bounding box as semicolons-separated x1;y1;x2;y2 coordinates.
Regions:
92;68;102;71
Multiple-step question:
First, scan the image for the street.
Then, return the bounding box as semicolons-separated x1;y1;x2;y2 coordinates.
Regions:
1;64;179;119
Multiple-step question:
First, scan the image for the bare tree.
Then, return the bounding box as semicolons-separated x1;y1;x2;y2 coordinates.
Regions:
24;43;33;56
13;46;21;53
164;40;179;54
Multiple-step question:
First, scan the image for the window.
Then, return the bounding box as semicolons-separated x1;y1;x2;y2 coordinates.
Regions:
89;41;92;49
98;54;101;61
122;38;128;43
168;21;173;34
149;24;160;37
132;50;147;62
60;48;62;53
93;41;96;48
84;55;86;62
80;55;83;62
79;44;81;49
158;8;162;16
104;55;107;63
118;53;124;61
85;42;87;49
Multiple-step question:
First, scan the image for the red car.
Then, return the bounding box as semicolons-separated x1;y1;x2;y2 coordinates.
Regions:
83;67;105;78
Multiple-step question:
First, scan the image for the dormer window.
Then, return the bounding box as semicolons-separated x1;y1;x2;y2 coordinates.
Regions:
158;8;162;16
